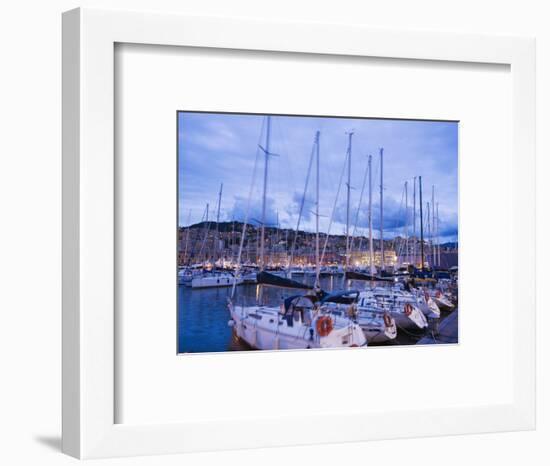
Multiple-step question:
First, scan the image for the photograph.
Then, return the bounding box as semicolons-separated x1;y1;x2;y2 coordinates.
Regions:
2;2;539;463
177;111;458;353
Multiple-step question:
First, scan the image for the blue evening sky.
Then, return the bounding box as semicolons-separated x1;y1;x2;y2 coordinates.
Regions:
178;112;458;243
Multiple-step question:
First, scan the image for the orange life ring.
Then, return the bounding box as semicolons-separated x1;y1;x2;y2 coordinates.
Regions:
404;303;413;316
316;316;334;337
383;313;392;327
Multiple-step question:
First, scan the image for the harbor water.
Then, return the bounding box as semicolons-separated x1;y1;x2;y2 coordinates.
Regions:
178;275;457;353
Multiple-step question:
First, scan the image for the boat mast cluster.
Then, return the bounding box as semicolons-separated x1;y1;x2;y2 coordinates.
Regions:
222;116;455;351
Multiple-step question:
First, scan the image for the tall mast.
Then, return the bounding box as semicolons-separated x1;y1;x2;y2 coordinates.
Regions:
426;202;433;267
314;130;321;289
345;132;353;272
404;181;409;264
272;210;279;266
256;227;259;264
432;185;436;267
351;154;369;256
436;202;441;267
419;176;425;271
368;155;374;275
320;148;349;267
198;202;210;264
288;134;316;272
413;176;416;267
231;118;266;299
379;148;384;270
215;183;223;262
231;218;235;262
205;203;209;264
285;229;288;258
259;115;271;271
276;210;279;247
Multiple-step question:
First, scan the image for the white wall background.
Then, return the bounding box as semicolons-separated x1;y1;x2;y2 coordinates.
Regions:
0;1;547;465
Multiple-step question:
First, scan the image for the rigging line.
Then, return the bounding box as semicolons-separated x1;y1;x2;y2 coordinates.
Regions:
268;118;296;243
186;208;203;264
391;183;406;256
321;143;349;236
369;155;381;254
273;118;302;263
288;135;317;271
196;203;212;262
349;155;369;258
275;118;298;202
320;148;349;266
395;184;407;258
356;227;365;254
231;117;266;299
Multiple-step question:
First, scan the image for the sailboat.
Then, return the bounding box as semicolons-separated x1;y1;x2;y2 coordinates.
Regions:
229;292;366;350
189;183;245;289
358;289;428;331
426;288;455;312
315;139;396;344
178;265;203;285
372;285;439;319
355;306;397;343
318;290;397;344
345;147;392;281
228;122;366;350
412;288;441;318
191;271;243;288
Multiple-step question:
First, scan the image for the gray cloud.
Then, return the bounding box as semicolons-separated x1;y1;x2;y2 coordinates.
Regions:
230;195;279;227
178;112;458;243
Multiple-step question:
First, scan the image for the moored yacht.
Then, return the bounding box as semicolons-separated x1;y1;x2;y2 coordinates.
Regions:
367;286;440;319
317;290;396;344
358;290;428;331
191;271;243;288
428;289;455;312
178;266;203;285
228;294;366;350
410;289;441;318
355;305;397;343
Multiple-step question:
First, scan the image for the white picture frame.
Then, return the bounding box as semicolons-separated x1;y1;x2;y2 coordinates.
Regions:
62;7;536;459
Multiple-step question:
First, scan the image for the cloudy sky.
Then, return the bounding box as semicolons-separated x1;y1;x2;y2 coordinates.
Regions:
178;112;458;243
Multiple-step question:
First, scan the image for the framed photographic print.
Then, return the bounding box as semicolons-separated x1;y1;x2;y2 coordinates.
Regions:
62;8;535;459
177;111;458;353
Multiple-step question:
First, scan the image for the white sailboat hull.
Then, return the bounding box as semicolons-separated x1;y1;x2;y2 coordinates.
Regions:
390;308;428;331
358;290;429;331
229;304;366;350
178;274;192;285
178;265;206;285
191;275;243;288
416;296;441;318
356;314;397;343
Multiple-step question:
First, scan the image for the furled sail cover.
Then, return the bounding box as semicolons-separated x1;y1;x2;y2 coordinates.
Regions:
283;294;317;313
345;271;394;282
256;271;313;290
320;290;359;304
